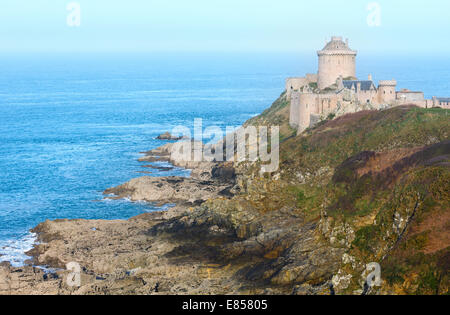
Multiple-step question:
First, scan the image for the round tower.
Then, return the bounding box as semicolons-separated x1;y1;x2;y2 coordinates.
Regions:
317;37;357;90
378;80;397;104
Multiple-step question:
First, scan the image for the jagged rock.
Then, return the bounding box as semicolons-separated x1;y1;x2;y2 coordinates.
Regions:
104;176;232;206
156;132;185;141
3;104;448;295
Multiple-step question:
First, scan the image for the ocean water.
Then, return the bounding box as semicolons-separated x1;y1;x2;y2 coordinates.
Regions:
0;52;448;266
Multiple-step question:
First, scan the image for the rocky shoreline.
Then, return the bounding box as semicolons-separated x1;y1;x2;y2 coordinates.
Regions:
0;142;252;295
0;139;340;295
104;143;236;207
1;101;448;295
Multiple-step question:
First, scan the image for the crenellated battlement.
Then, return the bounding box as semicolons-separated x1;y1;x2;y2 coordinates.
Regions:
378;80;397;86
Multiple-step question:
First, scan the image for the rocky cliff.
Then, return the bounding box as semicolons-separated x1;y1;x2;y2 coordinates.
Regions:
1;93;448;295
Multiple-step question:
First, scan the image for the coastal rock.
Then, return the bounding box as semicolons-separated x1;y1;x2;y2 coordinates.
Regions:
3;103;448;295
149;199;342;291
4;186;343;295
1;209;291;295
104;176;233;206
156;132;185;141
106;142;238;206
138;141;230;174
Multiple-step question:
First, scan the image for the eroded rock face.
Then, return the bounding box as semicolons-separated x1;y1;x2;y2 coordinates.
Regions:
2;139;335;295
148;200;342;294
1;210;241;295
105;140;239;207
1;200;339;295
0;262;62;295
17;137;340;295
1;172;343;296
6;104;446;295
104;176;232;206
0;209;246;295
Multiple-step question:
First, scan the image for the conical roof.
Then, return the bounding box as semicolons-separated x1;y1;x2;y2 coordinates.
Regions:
318;37;357;55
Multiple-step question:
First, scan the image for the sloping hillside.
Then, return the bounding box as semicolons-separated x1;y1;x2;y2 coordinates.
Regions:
242;97;449;294
7;94;448;295
244;92;296;141
147;96;449;294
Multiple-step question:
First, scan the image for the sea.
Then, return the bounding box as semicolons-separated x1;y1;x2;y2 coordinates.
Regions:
0;52;449;266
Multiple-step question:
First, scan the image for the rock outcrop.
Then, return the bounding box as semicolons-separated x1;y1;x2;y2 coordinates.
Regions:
156;132;185;141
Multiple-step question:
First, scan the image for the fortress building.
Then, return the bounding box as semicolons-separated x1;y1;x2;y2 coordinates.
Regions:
288;37;450;133
317;36;357;90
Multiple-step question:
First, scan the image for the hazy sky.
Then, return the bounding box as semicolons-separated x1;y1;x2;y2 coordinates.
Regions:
0;0;449;54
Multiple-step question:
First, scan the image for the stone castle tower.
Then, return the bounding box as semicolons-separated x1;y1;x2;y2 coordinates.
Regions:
317;37;357;90
288;36;449;134
378;80;397;103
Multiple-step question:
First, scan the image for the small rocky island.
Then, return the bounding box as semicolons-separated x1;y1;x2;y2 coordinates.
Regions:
1;92;448;294
156;132;185;141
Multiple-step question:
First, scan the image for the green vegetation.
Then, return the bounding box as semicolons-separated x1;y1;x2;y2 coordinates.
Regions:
241;96;449;294
308;82;318;90
352;225;382;254
321;86;337;93
281;106;449;177
245;92;296;141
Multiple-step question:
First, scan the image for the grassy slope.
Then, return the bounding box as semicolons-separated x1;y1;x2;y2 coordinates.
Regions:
243;95;450;294
244;91;296;142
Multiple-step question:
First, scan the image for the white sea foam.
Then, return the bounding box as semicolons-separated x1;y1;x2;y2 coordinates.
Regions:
0;232;37;267
241;113;259;118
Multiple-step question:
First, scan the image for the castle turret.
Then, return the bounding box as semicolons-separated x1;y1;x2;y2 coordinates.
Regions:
378;80;397;104
298;93;317;133
317;37;357;90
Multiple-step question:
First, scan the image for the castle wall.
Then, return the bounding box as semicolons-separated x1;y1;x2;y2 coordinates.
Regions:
289;91;301;128
315;94;339;116
290;91;341;132
426;99;434;108
437;99;450;109
387;95;450;109
394;90;426;108
378;81;397;104
396;91;424;102
305;73;318;83
356;89;378;104
286;75;318;98
286;77;307;98
318;53;356;90
298;93;317;133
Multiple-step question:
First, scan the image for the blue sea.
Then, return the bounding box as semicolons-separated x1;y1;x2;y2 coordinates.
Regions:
0;52;449;266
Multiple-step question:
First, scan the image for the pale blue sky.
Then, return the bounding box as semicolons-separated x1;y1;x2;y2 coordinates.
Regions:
0;0;449;54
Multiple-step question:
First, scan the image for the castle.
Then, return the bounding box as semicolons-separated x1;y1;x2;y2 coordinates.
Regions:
288;36;450;132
